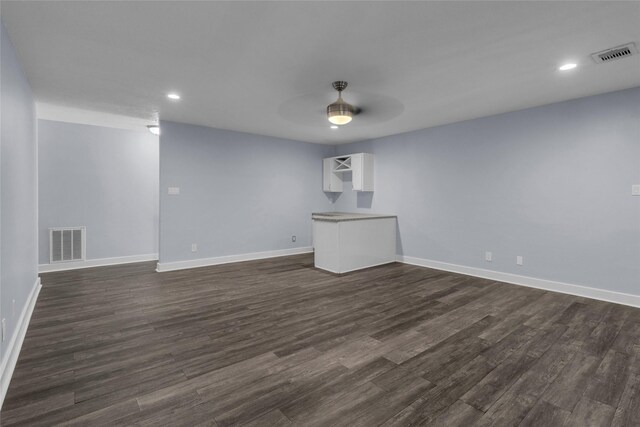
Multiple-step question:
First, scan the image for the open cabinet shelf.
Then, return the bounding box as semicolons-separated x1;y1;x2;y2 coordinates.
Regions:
332;156;352;172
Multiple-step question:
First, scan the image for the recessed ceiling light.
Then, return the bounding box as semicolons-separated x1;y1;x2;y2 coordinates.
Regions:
558;63;577;71
167;93;181;100
147;125;160;135
330;125;338;129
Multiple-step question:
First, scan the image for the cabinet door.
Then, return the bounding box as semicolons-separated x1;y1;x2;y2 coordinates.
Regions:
323;158;343;192
351;154;363;191
360;153;374;191
323;158;332;191
351;153;374;192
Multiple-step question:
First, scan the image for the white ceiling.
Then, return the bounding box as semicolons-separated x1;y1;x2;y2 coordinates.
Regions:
2;1;639;144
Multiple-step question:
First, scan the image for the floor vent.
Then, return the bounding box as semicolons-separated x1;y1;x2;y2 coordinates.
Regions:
591;43;637;64
50;227;85;263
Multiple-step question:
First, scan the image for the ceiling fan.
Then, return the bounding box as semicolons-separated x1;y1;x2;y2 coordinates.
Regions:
326;81;358;126
276;82;403;128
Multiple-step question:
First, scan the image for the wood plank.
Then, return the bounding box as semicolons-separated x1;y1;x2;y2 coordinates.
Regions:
278;357;396;421
474;342;579;426
581;304;629;357
612;319;640;355
516;399;570;427
564;396;616;427
0;392;75;425
611;372;640;427
460;324;565;412
541;350;601;411
381;355;495;426
242;409;290;427
329;378;433;427
583;349;630;407
424;399;483;426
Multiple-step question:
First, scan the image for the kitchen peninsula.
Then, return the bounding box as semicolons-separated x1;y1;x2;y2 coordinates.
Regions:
312;212;397;274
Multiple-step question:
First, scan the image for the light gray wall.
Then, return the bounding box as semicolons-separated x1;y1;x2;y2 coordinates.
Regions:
159;121;334;263
335;88;640;295
0;21;38;363
38;120;159;264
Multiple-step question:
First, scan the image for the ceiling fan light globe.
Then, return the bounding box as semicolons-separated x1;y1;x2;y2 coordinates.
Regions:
328;114;352;125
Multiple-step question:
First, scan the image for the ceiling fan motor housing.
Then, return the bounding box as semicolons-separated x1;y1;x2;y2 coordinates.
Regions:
327;81;354;125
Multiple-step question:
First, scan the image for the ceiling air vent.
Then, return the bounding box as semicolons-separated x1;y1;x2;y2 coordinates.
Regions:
591;43;637;64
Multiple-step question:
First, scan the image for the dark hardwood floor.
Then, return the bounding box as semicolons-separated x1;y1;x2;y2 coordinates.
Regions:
2;254;639;426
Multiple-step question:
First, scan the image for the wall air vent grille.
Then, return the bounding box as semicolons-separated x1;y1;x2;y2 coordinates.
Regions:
50;227;85;263
591;43;637;64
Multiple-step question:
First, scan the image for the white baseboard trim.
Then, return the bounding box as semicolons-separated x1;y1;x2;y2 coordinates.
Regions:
38;253;158;273
1;277;41;409
397;255;640;309
157;247;314;272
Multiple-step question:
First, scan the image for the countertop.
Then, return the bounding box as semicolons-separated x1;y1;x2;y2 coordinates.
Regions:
311;212;397;222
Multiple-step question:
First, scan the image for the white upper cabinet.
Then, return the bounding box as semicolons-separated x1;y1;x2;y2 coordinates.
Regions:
322;153;374;192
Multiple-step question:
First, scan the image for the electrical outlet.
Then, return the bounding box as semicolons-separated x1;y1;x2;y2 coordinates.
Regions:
516;256;523;266
632;184;640;196
291;235;296;243
1;319;5;342
12;299;15;317
191;243;198;252
485;251;492;262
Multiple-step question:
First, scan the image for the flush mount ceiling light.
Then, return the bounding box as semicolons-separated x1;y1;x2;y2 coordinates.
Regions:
558;63;577;71
167;93;181;100
147;125;160;135
327;81;355;125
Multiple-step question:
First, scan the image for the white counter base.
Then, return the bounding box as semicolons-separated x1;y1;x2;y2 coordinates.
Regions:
313;216;396;274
